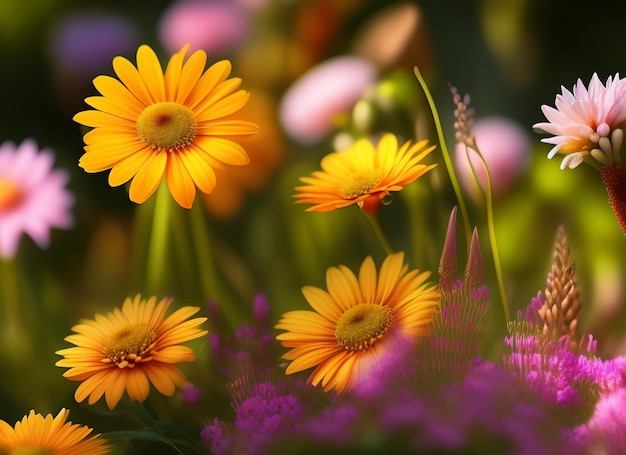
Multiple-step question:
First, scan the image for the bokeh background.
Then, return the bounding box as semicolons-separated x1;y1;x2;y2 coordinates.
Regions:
1;0;625;451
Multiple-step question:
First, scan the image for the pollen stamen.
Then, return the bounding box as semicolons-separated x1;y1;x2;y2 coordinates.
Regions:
103;325;157;368
335;303;393;351
338;169;383;199
137;102;197;151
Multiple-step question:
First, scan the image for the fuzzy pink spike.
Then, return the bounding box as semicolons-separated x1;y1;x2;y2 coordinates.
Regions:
439;206;458;288
464;227;484;285
601;164;626;236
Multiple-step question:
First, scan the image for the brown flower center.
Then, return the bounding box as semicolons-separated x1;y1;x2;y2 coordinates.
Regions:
338;169;383;199
335;303;392;351
136;102;197;151
103;324;157;368
0;178;23;212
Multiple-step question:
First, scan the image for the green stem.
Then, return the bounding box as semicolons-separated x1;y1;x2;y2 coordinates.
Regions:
414;67;472;249
145;183;171;294
0;258;26;359
133;401;184;455
464;144;511;323
363;211;394;255
189;200;216;301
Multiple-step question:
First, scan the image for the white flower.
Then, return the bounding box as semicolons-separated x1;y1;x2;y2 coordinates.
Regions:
533;73;626;169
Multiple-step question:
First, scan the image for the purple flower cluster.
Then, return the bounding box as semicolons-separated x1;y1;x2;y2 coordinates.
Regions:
199;253;626;454
202;381;304;455
268;359;565;454
504;297;626;429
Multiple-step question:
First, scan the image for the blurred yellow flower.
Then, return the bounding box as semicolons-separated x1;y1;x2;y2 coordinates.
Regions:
74;44;259;208
56;294;208;410
294;133;436;213
0;409;110;454
201;90;284;218
276;252;439;393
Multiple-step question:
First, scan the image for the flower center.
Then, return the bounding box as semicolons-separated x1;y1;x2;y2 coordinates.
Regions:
8;449;53;455
0;178;23;212
103;324;157;368
338;169;383;199
335;303;393;351
136;102;197;151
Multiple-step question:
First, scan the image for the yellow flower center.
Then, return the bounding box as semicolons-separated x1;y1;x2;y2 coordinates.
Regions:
7;449;52;455
338;169;383;199
103;324;157;368
0;178;23;212
136;102;197;151
335;303;393;351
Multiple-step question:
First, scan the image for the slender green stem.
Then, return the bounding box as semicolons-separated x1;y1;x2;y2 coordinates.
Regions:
464;144;511;323
145;183;171;294
414;67;472;248
363;211;394;255
133;401;184;455
189;200;216;301
0;258;26;359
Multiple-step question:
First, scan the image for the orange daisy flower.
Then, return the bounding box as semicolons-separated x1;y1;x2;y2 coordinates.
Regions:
275;252;440;393
293;133;436;213
74;44;259;209
56;294;208;410
0;409;110;454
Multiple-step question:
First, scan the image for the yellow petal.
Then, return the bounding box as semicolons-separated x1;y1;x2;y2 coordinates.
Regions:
122;370;149;403
178;147;217;194
196;89;249;121
194;137;249;165
74;110;134;129
113;51;154;106
84;96;139;121
301;286;342;321
165;151;196;208
197;120;260;136
186;60;232;110
128;151;167;204
136;44;165;102
326;265;361;311
176;49;207;104
108;149;154;186
93;74;145;112
163;44;188;100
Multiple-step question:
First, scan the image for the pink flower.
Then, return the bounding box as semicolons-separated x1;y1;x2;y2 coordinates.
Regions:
0;139;74;258
279;56;377;144
454;116;530;196
533;73;626;169
158;0;250;56
579;388;626;453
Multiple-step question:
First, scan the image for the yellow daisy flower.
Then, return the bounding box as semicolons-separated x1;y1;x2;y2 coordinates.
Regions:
56;294;208;410
74;44;259;209
293;133;436;213
275;252;440;393
0;408;110;454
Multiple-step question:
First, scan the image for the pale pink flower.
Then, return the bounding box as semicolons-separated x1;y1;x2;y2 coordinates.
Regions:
0;139;74;258
455;116;530;196
279;56;377;144
533;73;626;169
158;0;250;56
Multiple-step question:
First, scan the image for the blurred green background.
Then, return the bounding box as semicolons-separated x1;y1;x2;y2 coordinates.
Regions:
0;0;625;451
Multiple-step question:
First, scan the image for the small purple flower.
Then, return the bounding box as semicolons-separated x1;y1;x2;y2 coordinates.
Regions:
48;10;139;76
181;383;201;405
201;418;230;455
